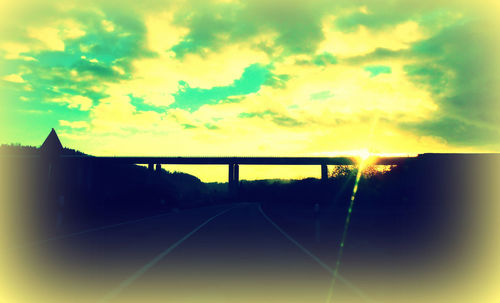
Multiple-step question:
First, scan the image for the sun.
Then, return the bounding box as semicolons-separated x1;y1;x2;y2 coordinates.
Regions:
352;149;375;171
317;148;376;169
357;149;371;161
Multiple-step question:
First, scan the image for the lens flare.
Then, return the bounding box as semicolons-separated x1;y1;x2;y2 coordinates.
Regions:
326;152;369;303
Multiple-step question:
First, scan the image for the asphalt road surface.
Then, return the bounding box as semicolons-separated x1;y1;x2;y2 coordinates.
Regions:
3;203;374;303
4;197;492;303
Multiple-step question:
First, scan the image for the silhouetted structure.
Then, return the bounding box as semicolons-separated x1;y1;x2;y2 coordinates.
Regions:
40;128;63;157
35;129;413;191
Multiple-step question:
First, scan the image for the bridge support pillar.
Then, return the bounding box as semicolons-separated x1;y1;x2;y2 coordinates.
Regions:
148;163;154;173
228;164;234;185
155;163;162;173
228;164;239;191
321;164;328;181
233;164;239;187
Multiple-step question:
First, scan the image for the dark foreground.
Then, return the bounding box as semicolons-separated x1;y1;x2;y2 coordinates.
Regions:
1;154;500;302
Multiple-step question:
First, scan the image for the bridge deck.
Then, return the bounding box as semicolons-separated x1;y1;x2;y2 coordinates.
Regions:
61;156;412;165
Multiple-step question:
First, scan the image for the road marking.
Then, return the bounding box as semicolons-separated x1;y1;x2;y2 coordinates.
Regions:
257;204;374;303
98;205;238;303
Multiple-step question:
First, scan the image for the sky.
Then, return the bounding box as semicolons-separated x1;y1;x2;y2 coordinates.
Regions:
1;0;499;181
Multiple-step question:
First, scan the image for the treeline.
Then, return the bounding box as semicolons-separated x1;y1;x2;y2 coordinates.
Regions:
0;143;86;156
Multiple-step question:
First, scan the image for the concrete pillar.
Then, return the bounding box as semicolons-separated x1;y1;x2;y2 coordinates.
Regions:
155;163;162;173
321;164;328;181
233;164;239;185
148;163;154;172
228;164;240;192
228;164;234;185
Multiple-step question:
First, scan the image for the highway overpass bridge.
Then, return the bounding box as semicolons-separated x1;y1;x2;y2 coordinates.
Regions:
9;129;416;187
70;155;411;186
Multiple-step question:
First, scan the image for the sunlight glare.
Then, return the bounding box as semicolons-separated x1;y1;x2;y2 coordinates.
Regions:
354;149;374;171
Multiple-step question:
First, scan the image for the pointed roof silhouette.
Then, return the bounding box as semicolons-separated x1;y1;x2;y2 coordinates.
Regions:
40;128;63;154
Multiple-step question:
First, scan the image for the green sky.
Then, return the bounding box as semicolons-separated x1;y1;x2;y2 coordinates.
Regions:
1;0;500;179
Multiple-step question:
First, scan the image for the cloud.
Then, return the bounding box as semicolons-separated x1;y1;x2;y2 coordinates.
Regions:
178;43;270;88
101;19;115;32
122;40;271;109
59;120;90;129
51;95;93;111
27;27;64;52
364;65;392;77
401;115;500;147
266;57;438;123
0;16;86;58
2;74;25;83
145;10;189;53
0;44;34;61
333;2;465;33
89;95;177;134
167;0;336;58
400;16;500;145
238;110;304;128
172;63;270;111
319;16;426;58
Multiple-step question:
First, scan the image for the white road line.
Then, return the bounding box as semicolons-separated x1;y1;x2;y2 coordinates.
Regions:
98;205;239;303
257;204;375;303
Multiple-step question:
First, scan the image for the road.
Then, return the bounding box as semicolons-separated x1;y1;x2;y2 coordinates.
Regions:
2;203;371;303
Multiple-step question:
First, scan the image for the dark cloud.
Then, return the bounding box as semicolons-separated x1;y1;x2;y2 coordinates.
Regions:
401;18;500;146
170;0;338;58
333;1;471;32
401;116;500;146
343;48;409;65
263;73;290;89
181;123;197;129
403;63;450;95
295;53;338;67
310;90;334;100
204;123;219;130
238;110;303;127
364;65;391;77
334;10;409;32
